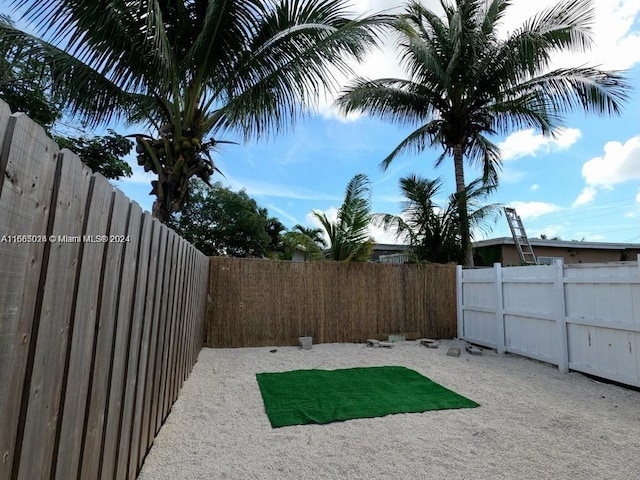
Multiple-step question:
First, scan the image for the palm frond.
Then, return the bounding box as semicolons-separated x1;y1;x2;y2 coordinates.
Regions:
212;4;392;139
314;173;373;262
522;67;630;117
0;20;142;125
380;121;440;171
337;77;436;125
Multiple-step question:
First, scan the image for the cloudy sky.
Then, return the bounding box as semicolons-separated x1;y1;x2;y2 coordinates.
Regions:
112;0;640;244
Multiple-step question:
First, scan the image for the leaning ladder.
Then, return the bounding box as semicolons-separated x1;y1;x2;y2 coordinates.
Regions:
504;207;537;265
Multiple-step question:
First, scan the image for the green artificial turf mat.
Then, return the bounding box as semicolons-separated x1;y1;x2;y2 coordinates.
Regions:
256;366;479;428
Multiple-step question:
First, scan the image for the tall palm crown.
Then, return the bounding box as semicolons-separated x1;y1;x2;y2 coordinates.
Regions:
0;0;389;221
336;0;630;266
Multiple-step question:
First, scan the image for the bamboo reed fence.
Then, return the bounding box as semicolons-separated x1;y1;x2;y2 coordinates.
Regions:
207;257;457;348
0;100;209;480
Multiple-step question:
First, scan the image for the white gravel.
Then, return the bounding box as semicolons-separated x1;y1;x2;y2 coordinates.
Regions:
138;340;640;480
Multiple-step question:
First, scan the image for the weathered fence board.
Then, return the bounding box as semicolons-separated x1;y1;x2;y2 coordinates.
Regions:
458;258;640;388
100;202;143;480
159;232;179;424
151;230;174;438
129;219;161;480
17;152;92;480
80;189;130;480
0;112;57;480
54;175;113;480
0;100;209;480
138;225;168;469
116;212;152;480
207;257;457;348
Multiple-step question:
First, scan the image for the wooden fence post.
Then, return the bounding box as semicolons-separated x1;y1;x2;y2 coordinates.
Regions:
554;259;569;373
495;263;506;355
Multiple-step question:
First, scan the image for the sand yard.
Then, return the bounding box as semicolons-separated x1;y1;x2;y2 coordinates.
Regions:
138;340;640;480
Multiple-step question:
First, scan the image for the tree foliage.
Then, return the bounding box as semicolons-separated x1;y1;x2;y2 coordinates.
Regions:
0;14;133;179
55;130;133;179
376;175;500;264
0;14;61;131
1;1;391;222
167;180;276;258
314;173;374;262
280;231;326;261
292;224;328;248
278;224;326;261
337;0;630;266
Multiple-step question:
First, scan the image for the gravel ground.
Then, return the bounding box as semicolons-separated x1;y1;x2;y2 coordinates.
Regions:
138;340;640;480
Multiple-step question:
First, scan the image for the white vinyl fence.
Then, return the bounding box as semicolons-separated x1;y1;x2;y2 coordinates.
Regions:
457;257;640;388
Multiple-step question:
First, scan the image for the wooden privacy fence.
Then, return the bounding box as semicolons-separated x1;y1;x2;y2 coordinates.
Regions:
0;101;209;480
207;257;457;348
458;258;640;389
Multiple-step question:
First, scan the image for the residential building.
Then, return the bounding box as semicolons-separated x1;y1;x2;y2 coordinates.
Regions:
473;237;640;266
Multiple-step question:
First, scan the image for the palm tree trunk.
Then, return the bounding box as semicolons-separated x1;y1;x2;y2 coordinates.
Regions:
152;200;167;223
453;145;474;267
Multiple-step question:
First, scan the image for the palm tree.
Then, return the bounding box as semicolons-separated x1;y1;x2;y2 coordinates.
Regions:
376;175;500;264
313;173;374;262
292;224;328;248
336;0;630;266
280;231;325;261
0;1;390;221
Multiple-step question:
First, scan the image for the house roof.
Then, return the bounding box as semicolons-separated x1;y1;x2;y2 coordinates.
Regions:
372;243;410;252
473;237;640;250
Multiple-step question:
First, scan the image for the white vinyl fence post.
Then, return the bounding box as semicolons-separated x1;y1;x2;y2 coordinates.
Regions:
456;265;464;339
495;263;506;355
554;259;569;373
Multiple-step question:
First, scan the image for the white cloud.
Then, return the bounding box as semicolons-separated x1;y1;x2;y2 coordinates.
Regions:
498;128;582;161
530;184;540;192
581;136;640;187
307;208;335;247
495;0;640;70
219;174;341;202
370;223;406;244
573;186;598;207
498;167;526;184
116;168;156;185
530;224;566;240
508;201;562;219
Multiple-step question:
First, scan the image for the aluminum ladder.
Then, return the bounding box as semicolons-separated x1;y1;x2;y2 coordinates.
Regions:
504;207;537;265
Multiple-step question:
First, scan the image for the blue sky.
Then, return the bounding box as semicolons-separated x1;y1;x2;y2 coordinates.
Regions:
78;1;640;244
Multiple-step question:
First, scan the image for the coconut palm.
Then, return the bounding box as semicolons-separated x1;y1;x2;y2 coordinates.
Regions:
336;0;630;266
313;173;374;262
376;175;500;264
0;0;390;221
